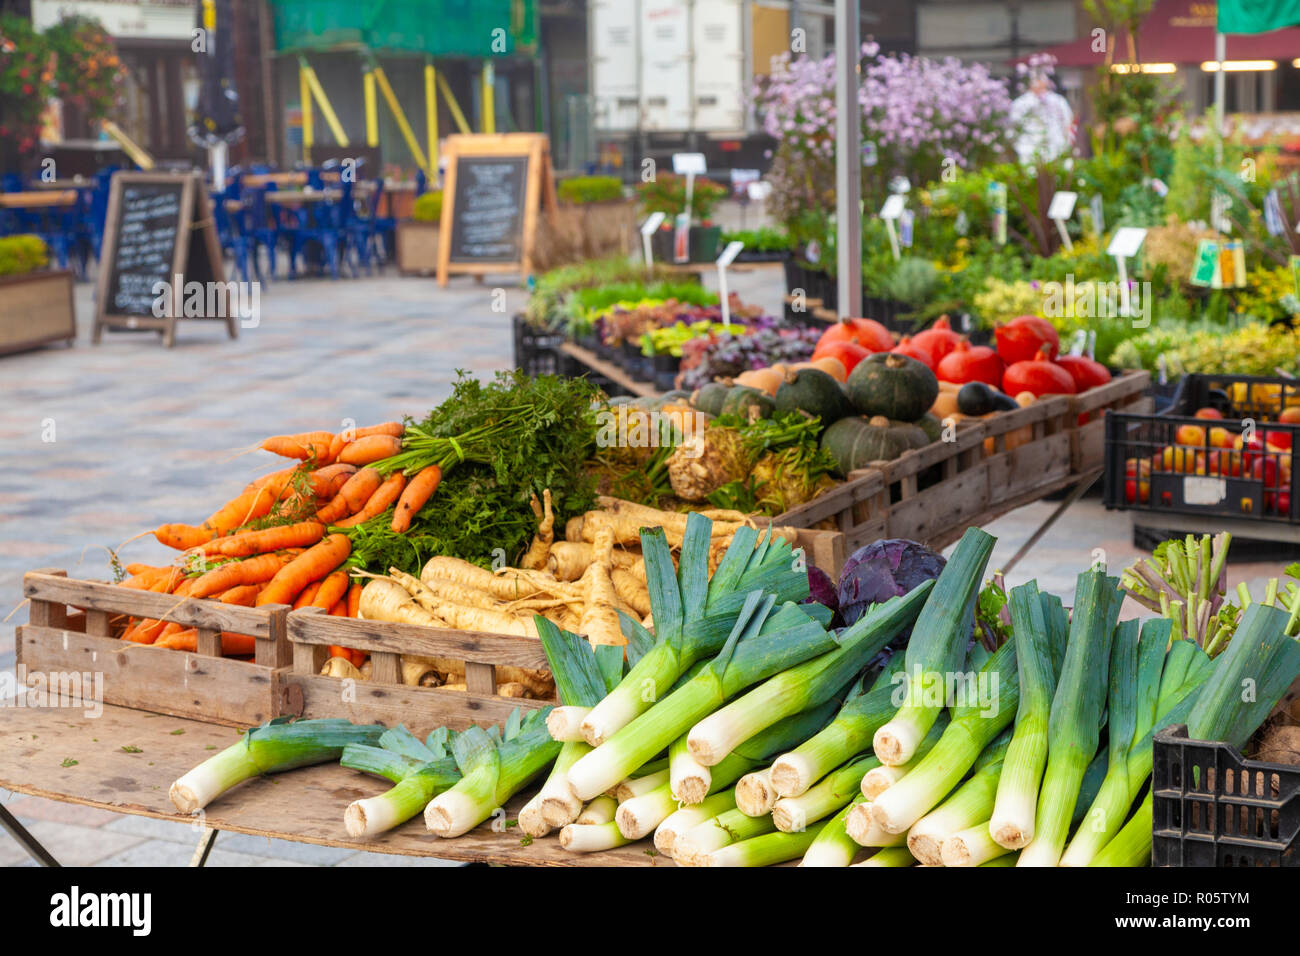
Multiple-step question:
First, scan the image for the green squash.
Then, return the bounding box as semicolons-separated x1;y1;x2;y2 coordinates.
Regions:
821;415;926;477
956;381;1018;416
774;367;856;429
720;385;775;421
915;412;943;444
692;382;730;417
846;352;939;422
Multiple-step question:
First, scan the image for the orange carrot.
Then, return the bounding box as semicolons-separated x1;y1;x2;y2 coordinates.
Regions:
154;470;301;551
307;462;357;498
217;583;262;606
262;431;334;462
328;644;352;659
350;648;368;667
346;581;362;618
124;563;163;577
311;569;350;610
326;433;346;463
316;467;382;522
390;464;442;532
256;535;352;607
329;600;347;617
338;434;403;466
120;566;181;591
334;473;407;528
153;523;215;550
189;549;302;599
293;581;323;609
200;521;325;558
154;630;257;655
352;422;405;439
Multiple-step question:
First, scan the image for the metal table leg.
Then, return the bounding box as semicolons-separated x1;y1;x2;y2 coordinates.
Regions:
1001;473;1099;575
190;827;219;867
0;801;60;867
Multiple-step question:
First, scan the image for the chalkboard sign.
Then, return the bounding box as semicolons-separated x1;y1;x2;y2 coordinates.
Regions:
448;156;530;263
437;133;557;286
93;171;231;347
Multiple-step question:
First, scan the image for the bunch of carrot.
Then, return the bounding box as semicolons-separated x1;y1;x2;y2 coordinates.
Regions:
117;421;443;663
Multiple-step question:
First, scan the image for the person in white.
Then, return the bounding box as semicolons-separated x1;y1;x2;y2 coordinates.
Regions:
1011;59;1074;164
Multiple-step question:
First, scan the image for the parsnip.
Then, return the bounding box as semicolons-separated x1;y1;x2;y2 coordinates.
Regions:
611;567;651;618
400;656;444;687
576;526;624;647
519;489;555;571
358;578;444;628
546;541;641;582
421;556;577;601
321;657;363;679
564;515;585;543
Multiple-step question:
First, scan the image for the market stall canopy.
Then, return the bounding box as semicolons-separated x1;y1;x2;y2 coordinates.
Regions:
1219;0;1300;33
1024;0;1300;66
267;0;539;57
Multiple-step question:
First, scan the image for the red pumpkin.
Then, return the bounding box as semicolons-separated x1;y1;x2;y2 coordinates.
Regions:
1003;348;1077;397
1054;354;1111;392
815;317;894;354
909;323;963;368
995;316;1060;365
936;339;1004;387
811;339;871;374
891;335;936;370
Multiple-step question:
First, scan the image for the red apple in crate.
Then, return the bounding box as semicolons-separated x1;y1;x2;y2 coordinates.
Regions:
1174;424;1206;447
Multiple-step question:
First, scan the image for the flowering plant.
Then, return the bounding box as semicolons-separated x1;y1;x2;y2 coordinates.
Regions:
0;13;49;154
46;15;126;121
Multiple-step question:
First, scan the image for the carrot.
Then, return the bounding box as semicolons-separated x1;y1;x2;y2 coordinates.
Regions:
154;630;257;655
350;648;368;668
346;581;362;618
328;644;352;659
217;583;262;606
256;535;352;607
338;434;403;466
307;462;356;498
312;569;350;610
152;523;215;550
203;470;300;534
329;600;347;617
390;464;442;532
124;563;163;577
200;521;325;558
326;433;346;464
262;431;334;462
335;473;407;529
293;581;323;609
352;422;405;439
316;467;382;522
189;549;302;599
120;566;181;591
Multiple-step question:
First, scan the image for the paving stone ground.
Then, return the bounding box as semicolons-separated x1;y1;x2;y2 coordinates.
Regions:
0;263;1286;866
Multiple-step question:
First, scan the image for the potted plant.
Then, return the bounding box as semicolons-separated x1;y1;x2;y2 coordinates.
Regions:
0;235;76;355
395;189;443;275
638;173;728;263
534;175;636;271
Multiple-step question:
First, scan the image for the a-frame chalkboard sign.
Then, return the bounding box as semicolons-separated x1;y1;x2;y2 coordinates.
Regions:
92;171;232;347
436;133;557;287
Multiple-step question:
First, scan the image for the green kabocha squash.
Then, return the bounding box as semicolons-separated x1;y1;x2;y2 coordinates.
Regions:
846;352;939;422
720;385;774;421
821;415;925;477
915;412;943;444
773;367;856;429
692;382;730;417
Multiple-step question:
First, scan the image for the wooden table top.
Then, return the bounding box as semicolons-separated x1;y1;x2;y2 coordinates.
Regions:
0;703;663;867
264;189;342;205
0;191;78;209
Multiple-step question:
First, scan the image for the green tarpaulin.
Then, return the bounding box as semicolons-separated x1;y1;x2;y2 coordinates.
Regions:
1218;0;1300;33
268;0;538;57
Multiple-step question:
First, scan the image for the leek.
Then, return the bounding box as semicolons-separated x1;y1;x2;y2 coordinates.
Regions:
653;788;736;856
906;730;1009;865
735;768;779;817
851;847;914;867
704;823;826;867
611;768;670;802
1089;792;1154;867
846;800;909;847
615;784;681;840
687;580;934;766
674;805;777;866
566;596;837;800
669;731;712;804
860;712;949;798
341;725;460;837
170;717;385;813
801;796;870;866
560;820;631;852
772;755;877;833
873;528;996;766
1018;570;1123;866
941;823;1012;867
871;638;1021;834
770;656;906;797
580;519;808;745
424;707;561;838
989;581;1055;849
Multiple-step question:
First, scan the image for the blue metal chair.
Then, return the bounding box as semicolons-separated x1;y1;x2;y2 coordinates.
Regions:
241;184;281;281
346;179;384;274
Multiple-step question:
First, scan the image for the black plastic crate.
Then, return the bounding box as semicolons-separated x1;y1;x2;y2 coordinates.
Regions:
512;314;565;377
1103;373;1300;524
1152;725;1300;867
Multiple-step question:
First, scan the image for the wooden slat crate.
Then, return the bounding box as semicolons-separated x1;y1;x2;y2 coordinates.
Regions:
1069;369;1152;474
16;570;292;726
284;607;553;736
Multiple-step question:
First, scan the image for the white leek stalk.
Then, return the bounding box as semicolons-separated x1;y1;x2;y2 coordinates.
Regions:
537;741;591;828
800;797;869;867
546;706;591;742
850;847;914;867
674;807;776;867
670;732;712;804
611;769;670;803
517;793;551;838
703;823;824;867
940;822;1010;867
616;782;680;840
846;800;907;848
560;820;631;853
734;768;778;817
576;795;617;825
654;789;736;858
772;756;875;833
860;765;905;799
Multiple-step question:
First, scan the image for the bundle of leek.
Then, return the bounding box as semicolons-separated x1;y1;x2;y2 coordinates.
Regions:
341;725;461;837
170;717;385;813
1018;570;1123;866
424;707;561;838
579;517;809;746
860;712;949;799
800;796;873;867
904;729;1010;865
772;755;876;833
872;528;996;766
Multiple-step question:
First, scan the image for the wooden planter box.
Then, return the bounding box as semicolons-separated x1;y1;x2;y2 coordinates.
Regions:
16;570;293;727
532;200;637;273
0;270;76;356
1069;369;1152;474
395;220;440;275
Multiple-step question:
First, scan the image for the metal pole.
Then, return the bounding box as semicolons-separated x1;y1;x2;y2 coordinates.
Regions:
1213;31;1227;149
835;0;862;316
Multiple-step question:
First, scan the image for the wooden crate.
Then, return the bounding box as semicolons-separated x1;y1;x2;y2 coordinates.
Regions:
16;570;292;726
0;270;76;355
1069;370;1152;475
284;608;553;736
